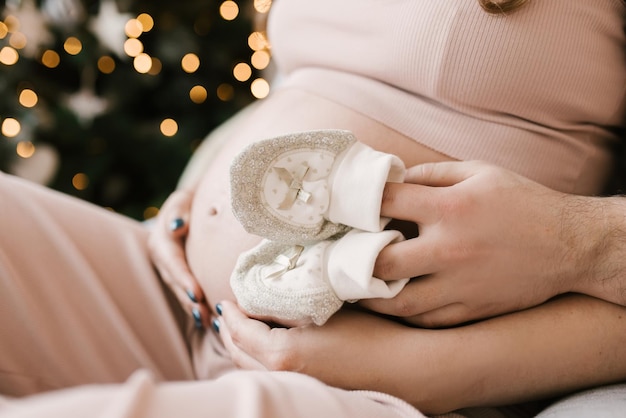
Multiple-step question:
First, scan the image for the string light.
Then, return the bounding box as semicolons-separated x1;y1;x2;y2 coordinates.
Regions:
220;1;239;20
133;53;152;73
136;14;154;32
250;78;270;99
41;50;60;68
0;46;19;65
16;141;35;158
1;117;21;137
148;57;162;75
160;118;178;137
72;173;89;190
63;37;82;55
9;32;26;49
216;83;234;101
251;50;270;70
143;206;159;220
0;22;8;38
254;0;272;13
189;85;208;104
4;15;19;32
124;38;143;57
19;89;38;108
248;31;269;51
233;62;252;82
98;56;116;74
125;19;143;38
181;53;200;73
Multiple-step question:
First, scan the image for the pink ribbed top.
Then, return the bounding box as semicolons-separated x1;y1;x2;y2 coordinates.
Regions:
267;0;626;194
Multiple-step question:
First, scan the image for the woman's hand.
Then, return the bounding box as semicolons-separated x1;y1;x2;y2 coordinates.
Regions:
214;301;448;409
362;160;603;328
148;188;210;328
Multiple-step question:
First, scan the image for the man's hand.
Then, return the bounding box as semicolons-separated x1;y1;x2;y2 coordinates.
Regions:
361;160;610;327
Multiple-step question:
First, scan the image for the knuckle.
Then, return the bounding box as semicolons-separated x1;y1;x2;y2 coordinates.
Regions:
417;162;436;181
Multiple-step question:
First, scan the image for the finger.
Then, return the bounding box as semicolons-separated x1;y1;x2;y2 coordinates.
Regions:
380;182;438;223
151;219;206;303
168;216;189;239
217;301;273;370
359;274;453;318
373;237;441;280
168;284;211;327
404;160;486;186
214;318;267;371
154;242;205;302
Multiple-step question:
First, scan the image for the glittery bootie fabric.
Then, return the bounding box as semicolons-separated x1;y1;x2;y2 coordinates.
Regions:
230;228;409;326
229;129;406;245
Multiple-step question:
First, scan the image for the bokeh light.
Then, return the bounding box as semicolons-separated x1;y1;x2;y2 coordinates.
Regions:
251;78;270;99
137;13;154;32
148;57;162;75
9;32;27;49
181;53;200;73
41;50;60;68
124;38;144;57
125;19;143;38
160;118;178;137
19;89;38;108
72;173;89;190
0;46;19;65
1;117;21;137
98;56;116;74
4;15;19;32
143;206;159;220
216;83;234;101
189;85;208;103
220;1;239;20
251;50;270;70
16;141;35;158
248;31;269;51
233;62;252;82
254;0;272;13
133;53;152;73
64;37;82;55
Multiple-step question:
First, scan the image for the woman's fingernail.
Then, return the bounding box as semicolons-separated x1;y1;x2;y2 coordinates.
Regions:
186;289;198;303
169;217;184;231
215;303;223;316
212;318;220;334
192;307;203;329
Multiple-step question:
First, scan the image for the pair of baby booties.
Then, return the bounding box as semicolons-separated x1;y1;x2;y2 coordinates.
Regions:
229;130;409;326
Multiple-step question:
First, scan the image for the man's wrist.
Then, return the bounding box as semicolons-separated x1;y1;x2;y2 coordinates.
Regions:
571;196;626;305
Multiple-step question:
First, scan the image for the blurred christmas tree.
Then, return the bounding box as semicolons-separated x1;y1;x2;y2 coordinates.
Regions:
0;0;270;219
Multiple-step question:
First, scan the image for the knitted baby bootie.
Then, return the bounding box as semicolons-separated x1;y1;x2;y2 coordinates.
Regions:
230;130;406;245
230;228;409;326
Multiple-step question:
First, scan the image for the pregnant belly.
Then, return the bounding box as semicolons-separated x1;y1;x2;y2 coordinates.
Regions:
185;87;453;313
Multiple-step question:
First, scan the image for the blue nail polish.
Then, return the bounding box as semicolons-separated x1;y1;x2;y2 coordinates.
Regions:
192;307;203;329
169;217;184;231
212;318;220;333
186;289;198;303
215;303;223;316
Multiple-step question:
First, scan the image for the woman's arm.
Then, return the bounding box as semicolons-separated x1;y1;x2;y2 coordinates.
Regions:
216;294;626;415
